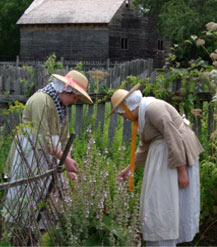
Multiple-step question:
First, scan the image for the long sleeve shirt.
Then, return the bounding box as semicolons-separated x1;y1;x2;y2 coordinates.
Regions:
135;99;204;169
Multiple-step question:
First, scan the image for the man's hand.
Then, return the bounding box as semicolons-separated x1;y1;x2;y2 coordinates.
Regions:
177;165;189;188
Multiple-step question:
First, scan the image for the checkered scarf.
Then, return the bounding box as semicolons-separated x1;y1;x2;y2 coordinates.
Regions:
38;83;67;126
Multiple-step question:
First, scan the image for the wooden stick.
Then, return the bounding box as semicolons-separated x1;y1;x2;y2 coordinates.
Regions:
0;168;57;190
0;133;76;191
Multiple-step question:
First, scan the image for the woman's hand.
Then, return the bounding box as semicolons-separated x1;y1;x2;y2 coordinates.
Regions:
65;157;78;173
67;171;78;183
48;147;77;173
177;165;189;188
115;165;130;182
48;147;78;181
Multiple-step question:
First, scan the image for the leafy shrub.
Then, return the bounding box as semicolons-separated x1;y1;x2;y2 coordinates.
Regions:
40;128;142;246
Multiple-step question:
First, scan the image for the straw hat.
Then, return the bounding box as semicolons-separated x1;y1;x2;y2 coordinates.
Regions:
107;83;140;118
52;70;93;104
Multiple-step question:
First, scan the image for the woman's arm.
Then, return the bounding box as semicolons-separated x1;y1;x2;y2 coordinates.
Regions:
177;165;189;188
116;141;149;182
146;103;186;169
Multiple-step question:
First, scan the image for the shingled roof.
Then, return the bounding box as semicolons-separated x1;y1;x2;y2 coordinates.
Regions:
17;0;126;24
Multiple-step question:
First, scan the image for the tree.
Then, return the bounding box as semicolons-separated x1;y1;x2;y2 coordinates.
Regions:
132;0;217;64
133;0;217;42
0;0;33;60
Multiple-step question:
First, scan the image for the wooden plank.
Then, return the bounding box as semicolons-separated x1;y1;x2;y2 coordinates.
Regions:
9;67;15;94
108;111;118;144
0;74;3;91
106;67;112;89
88;104;94;119
129;59;136;76
120;63;126;83
96;103;105;133
122;120;132;143
75;105;83;135
20;66;26;94
208;104;214;135
133;59;138;76
14;67;21;94
14;67;22;94
4;69;11;93
35;65;44;89
124;61;130;79
138;60;149;79
100;70;110;91
112;65;121;88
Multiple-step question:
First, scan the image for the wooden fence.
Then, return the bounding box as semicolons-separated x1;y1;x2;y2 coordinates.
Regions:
0;58;154;142
0;57;214;142
0;57;114;71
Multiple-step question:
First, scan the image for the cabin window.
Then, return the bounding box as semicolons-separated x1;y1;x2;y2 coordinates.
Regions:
158;40;164;50
121;38;128;50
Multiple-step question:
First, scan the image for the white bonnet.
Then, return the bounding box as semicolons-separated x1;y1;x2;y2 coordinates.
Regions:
116;90;143;113
51;78;82;95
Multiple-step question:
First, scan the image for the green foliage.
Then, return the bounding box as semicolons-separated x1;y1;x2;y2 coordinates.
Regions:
170;22;217;66
0;241;11;246
86;70;109;96
159;0;203;42
44;54;64;74
70;103;130;165
74;62;84;73
132;0;217;43
198;131;217;245
132;0;217;64
200;158;217;218
0;101;26;181
0;131;12;180
2;100;26;120
20;65;35;97
39;232;51;246
99;75;144;103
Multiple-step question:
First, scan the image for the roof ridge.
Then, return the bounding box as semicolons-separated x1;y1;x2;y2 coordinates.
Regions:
17;0;126;25
24;0;45;15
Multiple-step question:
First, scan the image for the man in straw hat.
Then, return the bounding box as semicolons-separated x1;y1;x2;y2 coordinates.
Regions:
3;70;92;233
108;83;203;246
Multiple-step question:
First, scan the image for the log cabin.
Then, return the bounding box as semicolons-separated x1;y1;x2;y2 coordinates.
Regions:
17;0;169;67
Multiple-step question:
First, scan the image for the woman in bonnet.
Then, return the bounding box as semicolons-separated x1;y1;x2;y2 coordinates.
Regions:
3;70;92;229
108;83;204;246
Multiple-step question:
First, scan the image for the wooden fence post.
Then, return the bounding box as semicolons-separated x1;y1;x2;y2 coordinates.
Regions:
16;56;19;68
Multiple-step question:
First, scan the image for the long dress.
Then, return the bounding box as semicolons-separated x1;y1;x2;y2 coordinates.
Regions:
140;139;200;242
137;98;201;242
